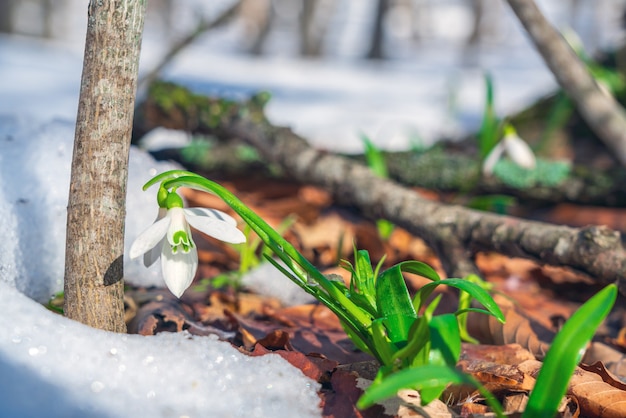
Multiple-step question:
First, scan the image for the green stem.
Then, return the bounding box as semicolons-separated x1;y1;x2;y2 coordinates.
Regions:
153;171;376;345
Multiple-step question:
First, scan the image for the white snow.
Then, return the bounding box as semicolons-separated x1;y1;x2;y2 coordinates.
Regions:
0;117;321;417
1;1;626;416
0;283;320;418
242;262;317;307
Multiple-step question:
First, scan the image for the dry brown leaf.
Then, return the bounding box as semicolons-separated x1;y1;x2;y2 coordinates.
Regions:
583;342;626;380
440;344;537;413
461;342;536;365
233;304;372;363
467;295;551;359
579;361;626;391
502;392;528;415
518;359;626;418
322;370;389;418
450;358;535;404
250;342;337;383
298;184;332;208
292;212;355;265
127;300;190;335
568;365;626;418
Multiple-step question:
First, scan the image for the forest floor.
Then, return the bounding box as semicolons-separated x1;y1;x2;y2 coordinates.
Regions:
116;167;626;417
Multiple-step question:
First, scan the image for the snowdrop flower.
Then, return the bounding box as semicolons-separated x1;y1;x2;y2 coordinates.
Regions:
483;124;536;176
130;190;245;297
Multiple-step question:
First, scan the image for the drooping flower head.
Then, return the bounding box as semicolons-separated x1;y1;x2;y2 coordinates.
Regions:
130;186;246;298
482;123;536;176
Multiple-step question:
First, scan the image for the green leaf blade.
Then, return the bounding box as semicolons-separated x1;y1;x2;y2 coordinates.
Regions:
376;265;417;345
523;284;617;418
357;365;468;409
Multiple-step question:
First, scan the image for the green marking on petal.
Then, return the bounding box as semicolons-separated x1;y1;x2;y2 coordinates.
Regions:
171;230;193;252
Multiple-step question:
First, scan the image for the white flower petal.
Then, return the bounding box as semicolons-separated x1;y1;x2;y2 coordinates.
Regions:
482;142;505;176
142;208;168;267
129;215;171;260
161;241;198;298
185;207;238;226
166;207;192;247
143;237;164;267
185;212;246;244
504;134;536;170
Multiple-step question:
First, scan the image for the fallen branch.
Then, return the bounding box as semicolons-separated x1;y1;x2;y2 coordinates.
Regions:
506;0;626;166
146;143;626;208
134;82;626;208
133;82;626;292
225;119;626;293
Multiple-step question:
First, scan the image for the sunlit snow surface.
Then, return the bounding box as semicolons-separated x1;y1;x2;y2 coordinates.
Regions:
0;284;320;418
0;116;321;417
0;115;179;301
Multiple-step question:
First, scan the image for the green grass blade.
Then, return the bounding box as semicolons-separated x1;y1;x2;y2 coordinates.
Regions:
357;365;469;409
428;313;461;367
358;364;505;415
523;284;617;418
396;260;441;282
414;278;504;323
478;73;500;159
393;315;430;367
419;313;462;404
376;265;417;344
361;133;389;178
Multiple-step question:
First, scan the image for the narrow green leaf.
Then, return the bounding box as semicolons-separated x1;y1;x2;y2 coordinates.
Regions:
393;315;430;367
414;278;504;323
376;265;416;344
523;284;617;418
396;260;441;282
358;365;504;415
361;133;389;178
412;314;461;404
428;314;461;367
357;365;468;409
354;249;377;307
371;319;395;366
478;72;500;159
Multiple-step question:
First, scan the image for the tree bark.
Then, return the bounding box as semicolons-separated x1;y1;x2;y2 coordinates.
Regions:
134;81;626;208
225;120;626;294
64;0;146;332
367;0;388;60
131;80;626;291
506;0;626;166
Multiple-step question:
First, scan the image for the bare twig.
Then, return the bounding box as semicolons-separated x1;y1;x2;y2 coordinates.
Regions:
139;1;241;91
506;0;626;166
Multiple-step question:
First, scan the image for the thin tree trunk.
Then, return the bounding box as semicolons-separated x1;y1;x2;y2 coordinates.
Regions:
0;0;13;34
64;0;147;332
506;0;626;166
367;0;388;60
